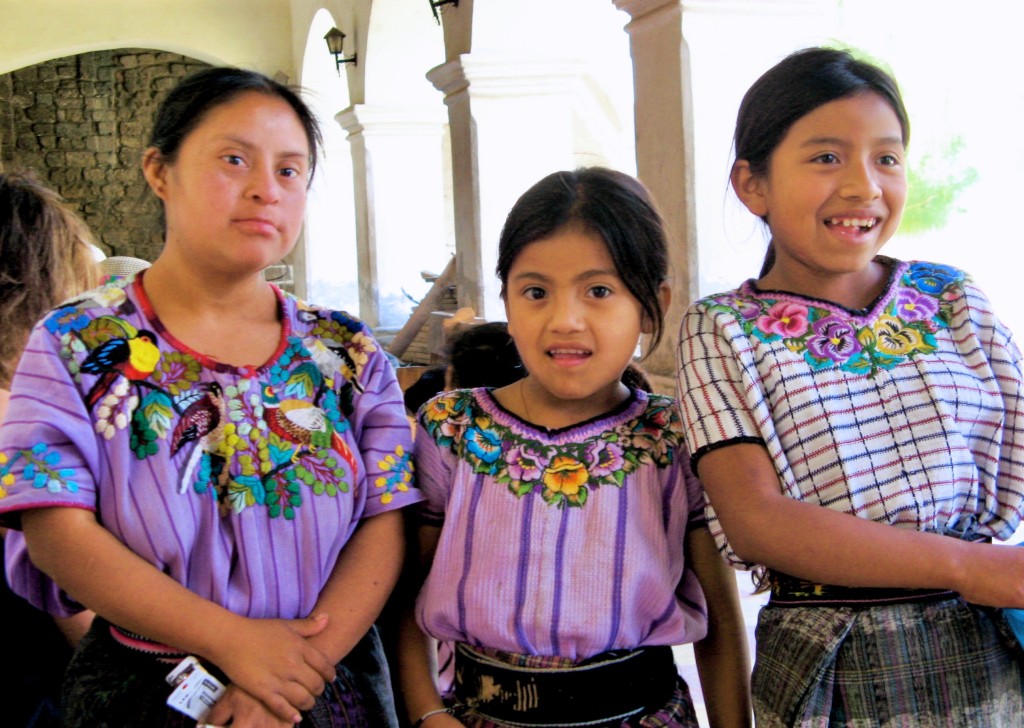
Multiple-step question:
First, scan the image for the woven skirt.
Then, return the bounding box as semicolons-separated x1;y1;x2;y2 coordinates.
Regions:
61;618;399;728
751;596;1024;727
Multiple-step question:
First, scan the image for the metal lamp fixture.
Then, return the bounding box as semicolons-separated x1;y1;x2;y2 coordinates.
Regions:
324;27;357;72
427;0;458;24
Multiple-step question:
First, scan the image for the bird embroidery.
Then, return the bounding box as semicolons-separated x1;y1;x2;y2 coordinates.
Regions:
172;382;229;496
306;337;364;394
171;382;225;456
261;385;358;477
81;319;161;408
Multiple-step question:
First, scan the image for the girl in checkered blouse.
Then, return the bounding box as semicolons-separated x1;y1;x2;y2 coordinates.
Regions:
676;47;1024;726
400;168;752;728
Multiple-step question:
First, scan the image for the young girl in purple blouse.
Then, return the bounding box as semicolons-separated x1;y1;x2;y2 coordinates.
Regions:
399;168;751;728
0;68;422;727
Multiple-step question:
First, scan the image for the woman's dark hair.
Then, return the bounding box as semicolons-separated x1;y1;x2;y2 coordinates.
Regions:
495;167;670;353
148;67;322;182
734;47;910;276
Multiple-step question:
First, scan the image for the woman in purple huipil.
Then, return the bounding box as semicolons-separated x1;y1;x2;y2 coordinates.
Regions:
398;168;751;728
0;67;421;727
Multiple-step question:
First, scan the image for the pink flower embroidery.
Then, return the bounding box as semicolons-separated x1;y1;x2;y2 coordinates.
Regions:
757;302;809;338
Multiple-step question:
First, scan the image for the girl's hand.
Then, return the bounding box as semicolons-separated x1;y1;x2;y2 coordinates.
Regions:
210;614;336;724
203;684;298;728
954;541;1024;608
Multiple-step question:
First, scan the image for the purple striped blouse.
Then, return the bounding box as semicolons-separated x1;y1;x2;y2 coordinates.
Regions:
413;388;708;661
676;258;1024;567
0;274;422;619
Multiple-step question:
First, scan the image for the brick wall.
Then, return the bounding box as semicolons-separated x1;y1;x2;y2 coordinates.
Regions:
0;50;210;262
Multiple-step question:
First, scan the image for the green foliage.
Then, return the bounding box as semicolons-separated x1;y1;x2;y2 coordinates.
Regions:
901;137;978;235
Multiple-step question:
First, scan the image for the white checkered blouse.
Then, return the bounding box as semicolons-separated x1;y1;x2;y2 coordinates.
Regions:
676;258;1024;568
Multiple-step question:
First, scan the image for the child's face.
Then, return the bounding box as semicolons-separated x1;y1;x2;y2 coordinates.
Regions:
503;228;647;419
736;91;907;292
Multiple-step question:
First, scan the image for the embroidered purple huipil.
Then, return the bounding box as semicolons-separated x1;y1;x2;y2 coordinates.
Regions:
0;273;422;620
676;258;1024;568
413;388;708;661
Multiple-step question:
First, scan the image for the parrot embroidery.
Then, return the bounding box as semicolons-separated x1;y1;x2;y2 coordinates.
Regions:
81;320;161;408
261;385;359;477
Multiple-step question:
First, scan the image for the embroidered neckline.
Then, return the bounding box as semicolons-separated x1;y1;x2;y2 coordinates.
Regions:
478;386;644;441
420;388;679;508
132;271;292;377
703;259;967;378
745;255;902;320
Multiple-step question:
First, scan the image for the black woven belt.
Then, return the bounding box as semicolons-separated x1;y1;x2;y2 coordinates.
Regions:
453;643;677;727
769;571;957;608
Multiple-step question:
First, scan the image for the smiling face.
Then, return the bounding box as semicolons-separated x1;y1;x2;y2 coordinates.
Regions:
504;226;658;425
143;91;310;279
733;91;908;303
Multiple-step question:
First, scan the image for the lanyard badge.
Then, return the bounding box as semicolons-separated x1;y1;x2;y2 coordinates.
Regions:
165;655;227;721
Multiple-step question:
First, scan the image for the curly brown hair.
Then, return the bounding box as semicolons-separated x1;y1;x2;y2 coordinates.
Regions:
0;172;100;389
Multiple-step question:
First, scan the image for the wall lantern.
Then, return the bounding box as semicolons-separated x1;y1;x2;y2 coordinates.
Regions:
428;0;458;24
324;27;357;72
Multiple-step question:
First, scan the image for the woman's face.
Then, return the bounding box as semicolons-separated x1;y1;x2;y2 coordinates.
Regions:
143;91;310;278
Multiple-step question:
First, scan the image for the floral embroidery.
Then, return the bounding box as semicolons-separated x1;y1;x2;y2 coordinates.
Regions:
905;263;961;294
421;391;681;508
0;444;80;495
757;302;809;339
375;445;414;504
707;261;964;378
21;295;374;520
805;316;860;363
0;452;14;497
44;305;92;336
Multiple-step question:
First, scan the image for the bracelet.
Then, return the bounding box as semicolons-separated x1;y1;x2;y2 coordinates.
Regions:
413;707;454;727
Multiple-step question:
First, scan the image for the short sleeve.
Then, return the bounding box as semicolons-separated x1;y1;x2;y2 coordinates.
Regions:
0;321;100;615
675;303;768;468
678;442;707;532
675;303;774;568
412;395;457;525
0;322;101;522
351;337;424;518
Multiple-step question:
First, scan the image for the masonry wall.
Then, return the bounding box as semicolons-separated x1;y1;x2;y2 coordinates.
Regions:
0;50;210;262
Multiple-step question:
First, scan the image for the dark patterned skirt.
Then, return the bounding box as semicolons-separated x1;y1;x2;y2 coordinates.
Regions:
751;597;1024;727
62;618;399;727
449;645;699;728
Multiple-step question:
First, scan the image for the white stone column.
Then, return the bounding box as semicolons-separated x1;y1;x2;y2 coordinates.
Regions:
613;0;696;388
428;55;583;321
614;0;829;389
679;0;832;300
337;104;448;329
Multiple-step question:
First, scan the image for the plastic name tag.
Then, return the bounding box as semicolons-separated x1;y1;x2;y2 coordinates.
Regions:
165;655;226;721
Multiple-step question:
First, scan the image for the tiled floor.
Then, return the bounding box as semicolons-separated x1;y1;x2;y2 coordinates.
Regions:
674;570;768;727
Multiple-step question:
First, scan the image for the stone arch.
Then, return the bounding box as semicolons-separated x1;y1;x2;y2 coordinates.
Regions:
0;49;212;260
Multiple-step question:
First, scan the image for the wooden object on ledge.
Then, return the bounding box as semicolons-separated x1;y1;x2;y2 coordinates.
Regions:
386;255;456;360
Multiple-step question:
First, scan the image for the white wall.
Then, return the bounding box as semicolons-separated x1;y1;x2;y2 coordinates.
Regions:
0;0;295;76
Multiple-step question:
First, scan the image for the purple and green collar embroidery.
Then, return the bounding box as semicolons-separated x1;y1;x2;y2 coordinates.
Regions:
707;262;965;378
421;391;681;509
